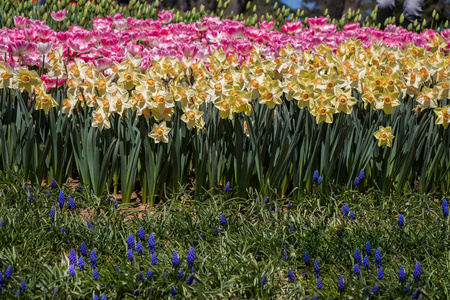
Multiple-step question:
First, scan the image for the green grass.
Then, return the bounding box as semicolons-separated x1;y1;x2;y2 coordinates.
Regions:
0;171;449;299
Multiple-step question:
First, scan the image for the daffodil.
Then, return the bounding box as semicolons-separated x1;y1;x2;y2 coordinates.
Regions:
0;62;13;88
434;106;450;129
117;66;144;90
335;88;358;114
375;90;401;114
148;121;171;143
180;105;204;130
91;108;111;132
34;89;58;114
373;126;395;147
416;86;439;109
14;68;41;94
258;82;283;109
310;103;335;124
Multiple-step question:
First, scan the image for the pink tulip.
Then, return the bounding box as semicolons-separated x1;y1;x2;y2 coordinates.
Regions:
281;21;303;35
51;9;66;22
35;42;53;55
259;21;275;32
67;39;91;53
14;16;28;29
8;40;35;56
113;19;129;31
193;22;209;32
94;57;113;70
342;22;360;31
307;16;329;29
23;28;38;42
41;74;66;91
180;44;198;58
158;11;174;24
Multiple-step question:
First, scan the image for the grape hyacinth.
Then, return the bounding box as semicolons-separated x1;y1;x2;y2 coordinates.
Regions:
399;266;406;282
349;211;355;220
28;192;33;202
136;241;143;255
287;202;292;210
187;247;195;267
412;288;421;299
398;214;405;228
316;277;323;289
304;251;311;265
69;264;76;277
50;206;56;221
312;293;318;300
313;170;319;182
354;176;360;186
138;227;145;241
375;248;382;267
337;276;345;293
443;199;449;217
220;213;227;226
178;268;184;278
127;234;135;250
80;242;87;256
90;249;97;269
69;249;77;265
354;248;361;264
170;286;177;297
264;197;270;206
101;296;107;300
133;289;140;297
214;226;220;235
405;283;411;293
20;277;26;290
78;257;85;271
317;176;322;185
151;252;157;265
172;251;179;269
5;266;12;279
93;268;99;280
354;264;360;275
186;273;195;285
147;268;153;279
365;285;371;296
58;191;64;209
363;256;370;270
68;196;75;210
54;286;59;297
127;249;134;261
93;296;99;300
289;224;294;232
224;181;231;192
86;220;94;229
50;178;57;189
373;283;380;293
359;169;365;180
288;268;295;282
365;241;372;255
283;247;288;259
414;261;421;282
139;270;145;282
0;217;4;227
378;266;384;280
261;274;267;285
314;258;321;278
148;234;156;253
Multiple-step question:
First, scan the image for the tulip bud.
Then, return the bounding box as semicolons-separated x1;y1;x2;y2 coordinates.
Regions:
224;0;229;9
435;13;439;22
445;20;448;28
218;0;222;9
416;24;421;31
246;2;251;10
273;2;278;9
432;10;436;19
399;13;404;25
324;9;328;16
407;23;413;31
422;19;426;27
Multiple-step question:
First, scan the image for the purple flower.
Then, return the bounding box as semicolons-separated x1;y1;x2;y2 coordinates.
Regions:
399;266;406;282
68;196;75;210
69;264;76;276
303;251;310;265
127;234;135;250
378;266;384;280
58;191;65;209
405;282;411;293
214;226;220;235
261;274;267;285
54;286;59;297
170;286;177;296
20;277;26;290
363;256;369;270
80;243;87;256
133;289;140;297
172;251;179;268
358;169;365;180
127;249;134;261
224;182;231;192
443;199;449;217
354;176;360;186
187;247;195;267
50;178;57;189
86;221;94;229
349;211;355;220
373;283;380;293
414;261;421;282
220;213;227;226
178;268;184;278
148;234;155;253
93;268;99;280
316;277;322;289
28;192;33;202
78;257;85;271
138;227;145;241
337;276;345;292
354;264;360;275
365;241;371;255
354;249;361;264
313;170;319;182
314;258;321;278
398;214;405;228
5;266;12;279
90;249;97;269
287;202;292;210
69;249;77;265
151;252;157;265
288;268;295;282
136;241;143;255
375;248;382;267
50;206;56;221
147;268;153;279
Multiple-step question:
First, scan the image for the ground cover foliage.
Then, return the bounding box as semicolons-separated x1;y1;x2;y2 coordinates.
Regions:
0;171;449;298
